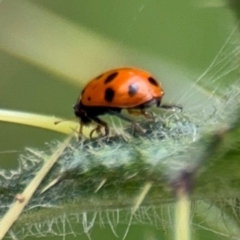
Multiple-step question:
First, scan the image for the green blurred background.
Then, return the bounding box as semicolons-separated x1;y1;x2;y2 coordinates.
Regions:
0;0;237;239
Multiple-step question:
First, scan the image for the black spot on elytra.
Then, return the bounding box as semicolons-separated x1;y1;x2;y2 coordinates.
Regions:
128;83;139;97
104;88;115;102
148;77;159;87
104;72;118;84
87;97;91;101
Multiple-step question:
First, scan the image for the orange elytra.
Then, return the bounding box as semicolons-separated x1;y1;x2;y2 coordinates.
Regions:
74;67;180;138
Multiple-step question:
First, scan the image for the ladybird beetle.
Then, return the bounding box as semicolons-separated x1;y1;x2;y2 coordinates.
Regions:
74;67;180;138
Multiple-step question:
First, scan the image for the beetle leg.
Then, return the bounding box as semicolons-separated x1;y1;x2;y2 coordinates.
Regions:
108;110;146;133
77;119;84;140
142;109;154;119
127;109;140;116
89;125;102;139
90;117;109;138
127;109;154;120
160;104;182;112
